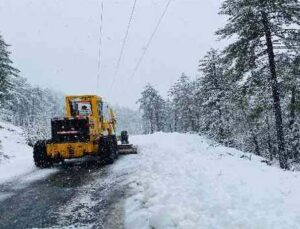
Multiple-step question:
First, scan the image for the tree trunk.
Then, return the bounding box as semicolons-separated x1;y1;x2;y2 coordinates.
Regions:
252;134;261;156
289;86;296;128
155;111;161;132
188;108;196;132
218;107;225;143
241;108;261;156
150;121;154;134
174;111;177;132
261;11;288;169
289;86;299;161
266;115;274;161
150;112;154;134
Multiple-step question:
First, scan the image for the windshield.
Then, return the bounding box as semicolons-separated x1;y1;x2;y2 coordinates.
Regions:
70;101;92;116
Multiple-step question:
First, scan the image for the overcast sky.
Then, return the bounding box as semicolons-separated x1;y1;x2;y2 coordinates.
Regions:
0;0;226;108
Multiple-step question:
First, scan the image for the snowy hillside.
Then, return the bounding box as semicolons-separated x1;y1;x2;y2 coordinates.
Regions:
0;121;35;183
0;121;56;185
124;133;300;229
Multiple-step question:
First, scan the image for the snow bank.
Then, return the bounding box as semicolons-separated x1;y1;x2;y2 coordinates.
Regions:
0;121;55;185
0;121;35;183
125;133;300;229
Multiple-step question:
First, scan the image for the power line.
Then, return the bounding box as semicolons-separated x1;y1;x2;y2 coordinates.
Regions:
96;1;104;93
129;0;173;80
110;0;138;91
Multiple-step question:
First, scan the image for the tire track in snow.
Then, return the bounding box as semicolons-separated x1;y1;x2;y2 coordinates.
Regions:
0;157;136;229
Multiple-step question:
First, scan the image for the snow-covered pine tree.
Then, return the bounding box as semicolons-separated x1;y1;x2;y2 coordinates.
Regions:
276;54;300;162
137;84;167;134
164;98;175;133
0;34;19;110
169;73;197;132
197;49;234;145
0;34;64;145
288;56;300;162
4;75;64;145
233;72;275;158
216;0;300;169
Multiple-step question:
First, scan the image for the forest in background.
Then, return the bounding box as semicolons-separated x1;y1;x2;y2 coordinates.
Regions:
0;34;142;145
1;0;300;170
138;0;300;170
0;34;64;145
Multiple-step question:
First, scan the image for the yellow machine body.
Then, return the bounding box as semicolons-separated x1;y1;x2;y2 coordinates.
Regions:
46;95;116;159
46;142;97;159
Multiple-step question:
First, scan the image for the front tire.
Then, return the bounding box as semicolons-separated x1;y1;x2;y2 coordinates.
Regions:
33;141;53;168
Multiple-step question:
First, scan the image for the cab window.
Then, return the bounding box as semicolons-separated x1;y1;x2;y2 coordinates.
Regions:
70;101;92;116
98;101;103;120
102;102;110;120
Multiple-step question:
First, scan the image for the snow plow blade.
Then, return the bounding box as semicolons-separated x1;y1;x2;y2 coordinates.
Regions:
117;144;138;155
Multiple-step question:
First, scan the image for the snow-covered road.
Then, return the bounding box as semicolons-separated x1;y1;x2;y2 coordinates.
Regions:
1;122;300;229
125;133;300;229
0;121;134;228
0;158;134;228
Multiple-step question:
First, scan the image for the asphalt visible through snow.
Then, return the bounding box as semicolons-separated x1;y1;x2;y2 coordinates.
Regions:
0;158;129;229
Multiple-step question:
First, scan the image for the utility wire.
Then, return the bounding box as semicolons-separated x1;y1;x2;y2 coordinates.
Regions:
129;0;173;80
110;0;138;91
96;1;104;93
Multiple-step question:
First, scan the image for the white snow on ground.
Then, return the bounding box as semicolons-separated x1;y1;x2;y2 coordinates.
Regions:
124;133;300;229
0;121;35;184
0;121;56;186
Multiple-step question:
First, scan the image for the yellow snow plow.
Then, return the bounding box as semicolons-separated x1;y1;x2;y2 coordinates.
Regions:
33;95;137;168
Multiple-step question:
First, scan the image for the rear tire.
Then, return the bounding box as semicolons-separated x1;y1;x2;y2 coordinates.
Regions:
99;136;118;164
33;141;53;168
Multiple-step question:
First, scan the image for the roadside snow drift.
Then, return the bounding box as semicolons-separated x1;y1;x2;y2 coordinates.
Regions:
125;133;300;229
0;121;35;183
0;121;55;185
